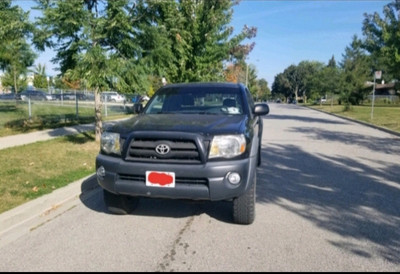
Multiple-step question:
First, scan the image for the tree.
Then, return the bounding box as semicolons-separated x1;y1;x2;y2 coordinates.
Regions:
32;63;48;89
0;69;28;92
362;0;400;81
339;35;372;106
305;58;341;105
33;0;257;141
271;72;291;100
33;0;143;141
271;61;325;103
140;0;257;83
0;0;36;94
256;78;270;102
327;55;336;68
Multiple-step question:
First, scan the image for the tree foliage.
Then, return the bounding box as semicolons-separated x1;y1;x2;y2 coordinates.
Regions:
32;63;48;89
339;35;372;106
362;0;400;81
271;61;324;102
32;0;257;141
0;0;36;93
256;78;270;101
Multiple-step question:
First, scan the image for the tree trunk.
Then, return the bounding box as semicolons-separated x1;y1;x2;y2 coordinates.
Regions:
94;87;103;142
13;66;18;93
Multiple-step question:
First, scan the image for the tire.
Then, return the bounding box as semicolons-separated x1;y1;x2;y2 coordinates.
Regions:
103;189;139;215
233;173;256;225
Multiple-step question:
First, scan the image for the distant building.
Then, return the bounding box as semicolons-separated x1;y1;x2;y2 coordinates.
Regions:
365;81;399;96
374;82;398;96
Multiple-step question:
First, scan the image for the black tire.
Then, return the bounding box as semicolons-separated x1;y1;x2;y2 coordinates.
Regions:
233;173;256;225
103;189;139;215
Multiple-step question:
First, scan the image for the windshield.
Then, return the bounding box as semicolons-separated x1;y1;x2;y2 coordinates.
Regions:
144;86;244;115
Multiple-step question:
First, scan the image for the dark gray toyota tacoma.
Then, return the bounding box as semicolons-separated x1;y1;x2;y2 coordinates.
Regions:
96;82;269;224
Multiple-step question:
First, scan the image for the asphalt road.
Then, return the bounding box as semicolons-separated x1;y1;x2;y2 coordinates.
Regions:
0;103;399;271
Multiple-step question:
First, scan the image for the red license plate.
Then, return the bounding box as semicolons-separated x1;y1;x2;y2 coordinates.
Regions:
146;171;175;188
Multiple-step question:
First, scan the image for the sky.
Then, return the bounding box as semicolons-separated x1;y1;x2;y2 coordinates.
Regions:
18;0;391;88
231;0;390;87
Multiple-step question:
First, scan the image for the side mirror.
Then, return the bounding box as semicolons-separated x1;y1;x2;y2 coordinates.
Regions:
254;103;269;116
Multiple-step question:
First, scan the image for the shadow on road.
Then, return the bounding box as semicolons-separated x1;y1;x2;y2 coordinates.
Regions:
78;108;400;263
79;174;234;224
257;136;400;264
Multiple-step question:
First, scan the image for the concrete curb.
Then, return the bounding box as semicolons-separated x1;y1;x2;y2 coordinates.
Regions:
0;173;100;248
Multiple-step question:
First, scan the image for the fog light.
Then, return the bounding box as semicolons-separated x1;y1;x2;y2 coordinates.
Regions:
227;172;241;185
97;166;106;179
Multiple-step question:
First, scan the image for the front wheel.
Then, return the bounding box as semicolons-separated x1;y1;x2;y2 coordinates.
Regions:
103;189;139;215
232;173;256;225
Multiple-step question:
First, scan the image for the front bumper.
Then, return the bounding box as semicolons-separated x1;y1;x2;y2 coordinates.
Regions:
96;154;257;201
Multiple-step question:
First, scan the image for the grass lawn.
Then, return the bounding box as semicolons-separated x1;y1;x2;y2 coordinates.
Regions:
0;131;99;214
307;104;400;134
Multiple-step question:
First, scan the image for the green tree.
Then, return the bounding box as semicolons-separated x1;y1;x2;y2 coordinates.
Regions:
34;0;143;141
141;0;257;83
306;58;341;105
297;61;325;103
0;69;27;92
339;35;372;106
272;61;325;103
33;0;257;141
256;78;270;102
0;0;36;94
362;0;400;81
32;63;48;89
271;72;291;100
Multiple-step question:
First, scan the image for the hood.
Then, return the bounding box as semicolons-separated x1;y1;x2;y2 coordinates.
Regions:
108;114;247;136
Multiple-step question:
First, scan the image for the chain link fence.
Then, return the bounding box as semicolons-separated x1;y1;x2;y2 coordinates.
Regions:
0;92;139;135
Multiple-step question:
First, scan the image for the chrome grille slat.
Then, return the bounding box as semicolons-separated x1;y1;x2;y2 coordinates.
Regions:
126;138;202;163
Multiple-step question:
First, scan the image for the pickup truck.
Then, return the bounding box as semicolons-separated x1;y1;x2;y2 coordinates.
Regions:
96;82;270;224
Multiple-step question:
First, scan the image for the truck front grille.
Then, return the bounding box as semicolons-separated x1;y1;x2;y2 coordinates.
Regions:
125;138;208;164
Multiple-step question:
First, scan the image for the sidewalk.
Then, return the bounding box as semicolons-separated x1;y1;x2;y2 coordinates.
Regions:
0;123;95;150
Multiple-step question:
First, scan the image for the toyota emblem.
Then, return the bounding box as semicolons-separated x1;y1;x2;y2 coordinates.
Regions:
155;144;170;155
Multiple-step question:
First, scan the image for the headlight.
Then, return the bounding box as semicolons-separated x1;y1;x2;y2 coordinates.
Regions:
100;132;121;155
209;134;246;159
